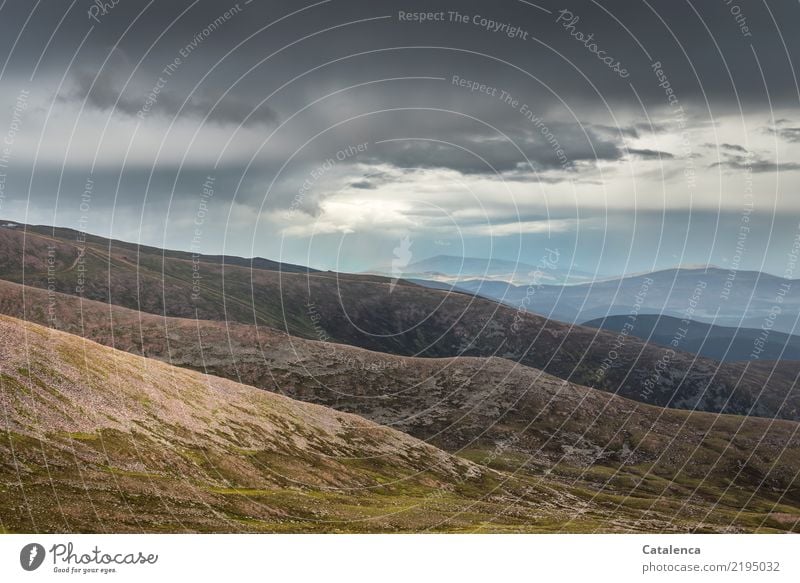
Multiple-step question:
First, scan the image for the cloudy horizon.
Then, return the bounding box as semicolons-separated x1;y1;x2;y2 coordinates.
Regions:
1;0;800;277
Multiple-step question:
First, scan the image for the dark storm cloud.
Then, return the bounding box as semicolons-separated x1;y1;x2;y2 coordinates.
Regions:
366;124;623;175
3;0;800;107
57;52;278;126
2;0;800;206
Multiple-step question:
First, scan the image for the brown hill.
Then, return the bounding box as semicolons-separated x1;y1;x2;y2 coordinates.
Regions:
0;223;797;421
1;280;798;532
1;313;550;533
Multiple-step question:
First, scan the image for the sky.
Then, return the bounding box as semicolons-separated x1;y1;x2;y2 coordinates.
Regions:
1;0;800;277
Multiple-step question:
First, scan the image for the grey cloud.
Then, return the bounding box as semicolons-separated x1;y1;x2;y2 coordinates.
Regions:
60;63;277;127
352;118;625;177
3;0;800;115
720;143;749;153
2;0;800;273
591;124;640;139
709;152;800;173
702;143;748;153
349;180;377;190
591;122;671;138
766;126;800;143
633;122;671;134
626;148;674;160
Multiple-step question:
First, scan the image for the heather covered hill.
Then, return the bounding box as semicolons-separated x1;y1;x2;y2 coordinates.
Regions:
1;284;799;532
0;314;534;533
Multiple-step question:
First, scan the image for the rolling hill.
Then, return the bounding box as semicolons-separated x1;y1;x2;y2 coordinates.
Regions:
1;313;554;533
0;222;798;422
1;283;799;532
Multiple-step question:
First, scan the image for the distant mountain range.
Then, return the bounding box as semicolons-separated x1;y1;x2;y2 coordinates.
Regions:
366;254;599;285
584;314;800;362
436;266;800;335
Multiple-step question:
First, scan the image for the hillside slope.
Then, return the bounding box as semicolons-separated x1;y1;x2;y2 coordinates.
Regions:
0;223;797;421
1;283;799;532
0;314;541;533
